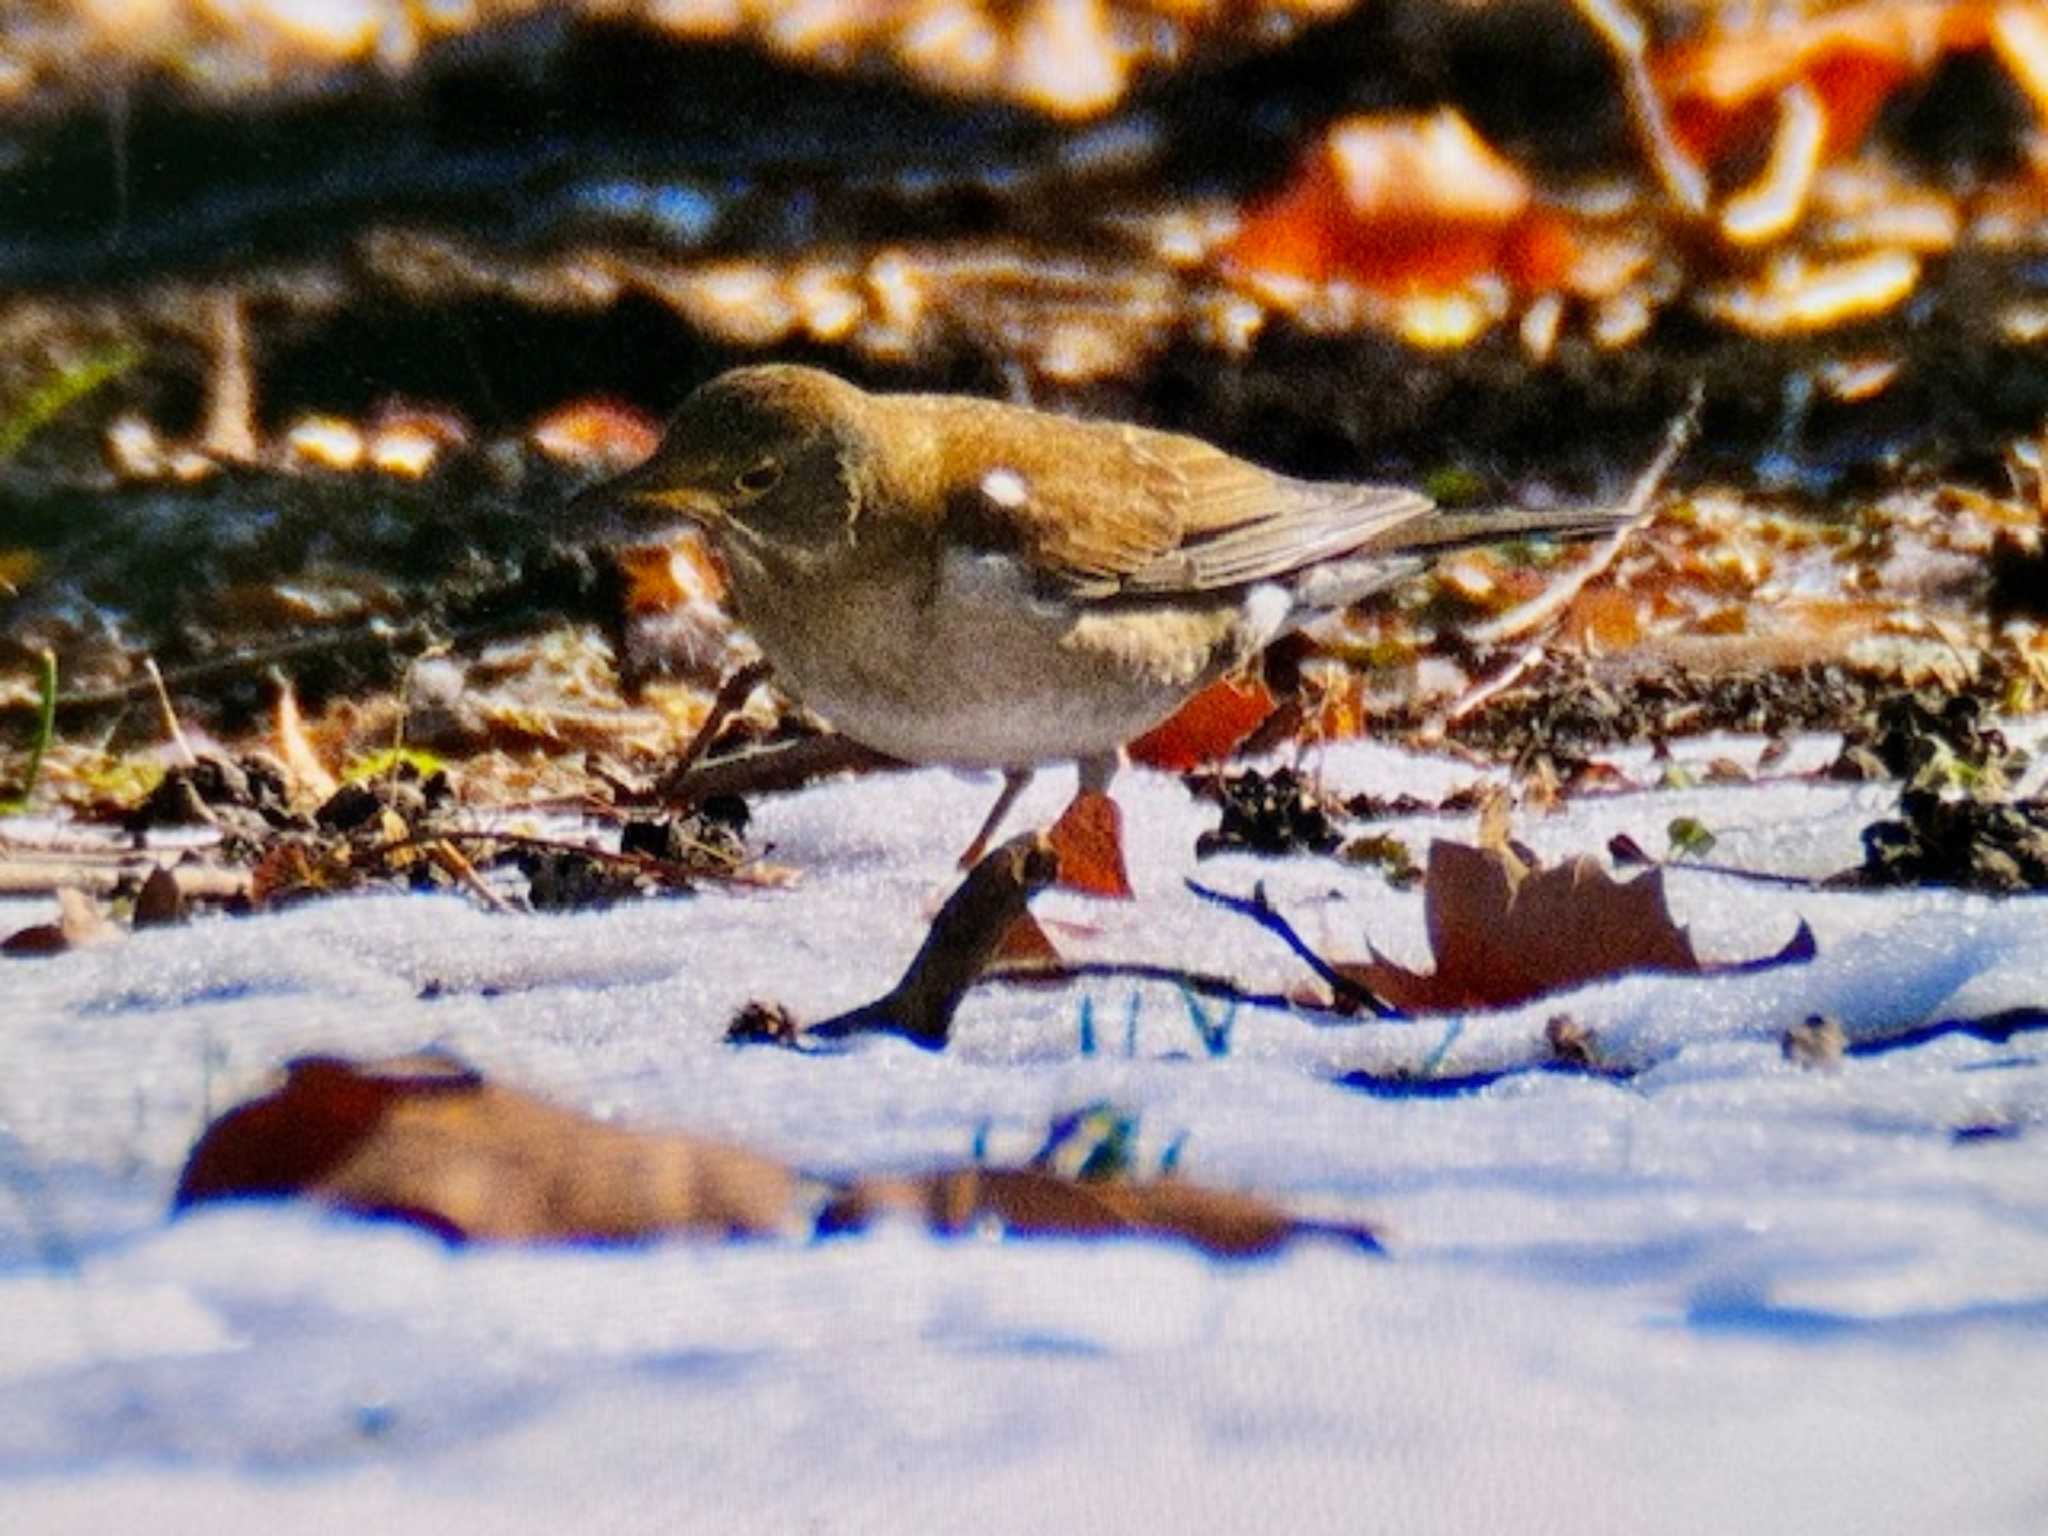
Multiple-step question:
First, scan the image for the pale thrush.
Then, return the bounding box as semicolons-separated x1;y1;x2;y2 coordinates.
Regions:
585;364;1636;891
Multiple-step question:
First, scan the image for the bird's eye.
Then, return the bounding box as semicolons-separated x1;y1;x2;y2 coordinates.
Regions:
734;459;783;495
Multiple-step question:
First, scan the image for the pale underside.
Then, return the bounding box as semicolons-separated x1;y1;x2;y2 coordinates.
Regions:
727;547;1290;767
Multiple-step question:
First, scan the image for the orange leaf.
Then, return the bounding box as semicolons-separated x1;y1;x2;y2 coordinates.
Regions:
530;398;661;471
1225;110;1553;298
992;910;1063;966
1046;789;1133;899
1655;1;1987;165
1127;676;1276;770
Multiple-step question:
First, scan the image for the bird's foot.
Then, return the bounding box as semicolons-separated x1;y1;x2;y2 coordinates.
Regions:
1045;789;1134;899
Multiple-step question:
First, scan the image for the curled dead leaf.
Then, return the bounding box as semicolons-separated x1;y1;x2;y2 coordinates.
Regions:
176;1053;1382;1260
1342;839;1813;1012
175;1052;797;1243
1;887;122;956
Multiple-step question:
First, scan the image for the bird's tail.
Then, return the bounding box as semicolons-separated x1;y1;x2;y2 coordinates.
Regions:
1398;382;1701;553
1394;503;1638;552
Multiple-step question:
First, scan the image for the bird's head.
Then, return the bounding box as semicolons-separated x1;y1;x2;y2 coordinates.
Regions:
576;365;870;560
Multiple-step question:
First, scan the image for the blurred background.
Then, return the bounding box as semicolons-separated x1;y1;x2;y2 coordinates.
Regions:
4;0;2047;785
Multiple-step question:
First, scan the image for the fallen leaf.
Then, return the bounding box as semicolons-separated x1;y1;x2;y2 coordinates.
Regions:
991;910;1063;966
132;865;189;929
1127;675;1276;771
2;888;123;956
1656;2;1987;163
1224;109;1570;299
819;1168;1380;1260
1343;840;1811;1012
177;1053;1382;1260
530;397;661;471
1045;788;1133;899
175;1052;797;1242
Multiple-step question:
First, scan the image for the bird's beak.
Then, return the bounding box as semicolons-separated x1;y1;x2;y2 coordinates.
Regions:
566;459;724;543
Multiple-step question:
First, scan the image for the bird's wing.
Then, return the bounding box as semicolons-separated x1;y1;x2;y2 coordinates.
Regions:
933;403;1435;599
1115;427;1437;593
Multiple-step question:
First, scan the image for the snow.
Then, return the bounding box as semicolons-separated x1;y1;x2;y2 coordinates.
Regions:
4;734;2047;1534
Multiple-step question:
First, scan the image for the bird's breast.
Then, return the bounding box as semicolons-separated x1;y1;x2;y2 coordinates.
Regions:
720;546;1254;767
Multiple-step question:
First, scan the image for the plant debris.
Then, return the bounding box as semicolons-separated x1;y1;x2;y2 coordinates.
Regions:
0;886;120;956
1852;789;2048;893
1224;838;1817;1016
175;1051;799;1244
1828;690;2023;789
802;831;1061;1050
1192;766;1344;859
175;1050;1381;1259
1782;1013;1847;1071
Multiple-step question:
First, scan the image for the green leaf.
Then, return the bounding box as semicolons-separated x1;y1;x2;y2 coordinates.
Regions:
1666;816;1717;859
0;344;143;464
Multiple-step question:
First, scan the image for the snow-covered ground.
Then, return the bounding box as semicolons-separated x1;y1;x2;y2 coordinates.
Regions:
4;735;2047;1534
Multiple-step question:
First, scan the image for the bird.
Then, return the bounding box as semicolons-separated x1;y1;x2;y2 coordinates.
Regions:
580;364;1644;894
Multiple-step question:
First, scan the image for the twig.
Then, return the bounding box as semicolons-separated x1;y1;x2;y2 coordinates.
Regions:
381;827;785;891
1185;879;1403;1019
200;288;259;463
658;732;901;804
981;958;1357;1022
1;624;437;722
143;656;198;766
0;856;250;902
1423;385;1701;738
808;832;1059;1049
1466;385;1700;651
652;658;773;802
1570;0;1710;216
421;838;514;915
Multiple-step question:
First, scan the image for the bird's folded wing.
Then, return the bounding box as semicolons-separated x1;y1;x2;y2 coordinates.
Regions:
1119;432;1436;593
941;408;1435;598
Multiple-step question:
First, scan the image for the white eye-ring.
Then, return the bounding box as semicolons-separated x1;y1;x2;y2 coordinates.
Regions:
735;458;783;495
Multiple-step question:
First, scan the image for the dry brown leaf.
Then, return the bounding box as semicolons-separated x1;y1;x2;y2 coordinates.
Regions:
174;1052;798;1243
820;1168;1379;1260
1343;839;1808;1012
176;1052;1381;1259
132;865;189;929
1;887;123;956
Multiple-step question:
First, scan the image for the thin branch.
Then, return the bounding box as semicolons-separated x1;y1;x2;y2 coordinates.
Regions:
656;732;902;804
1465;384;1700;651
0;856;250;902
652;658;773;802
1570;0;1710;217
143;657;197;766
981;958;1356;1022
1422;385;1701;738
1185;879;1404;1019
383;827;787;891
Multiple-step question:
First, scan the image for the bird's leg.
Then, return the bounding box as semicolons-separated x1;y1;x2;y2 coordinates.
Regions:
1045;752;1134;899
958;768;1034;870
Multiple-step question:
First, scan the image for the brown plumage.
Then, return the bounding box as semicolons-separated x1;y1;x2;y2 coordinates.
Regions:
583;364;1637;887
